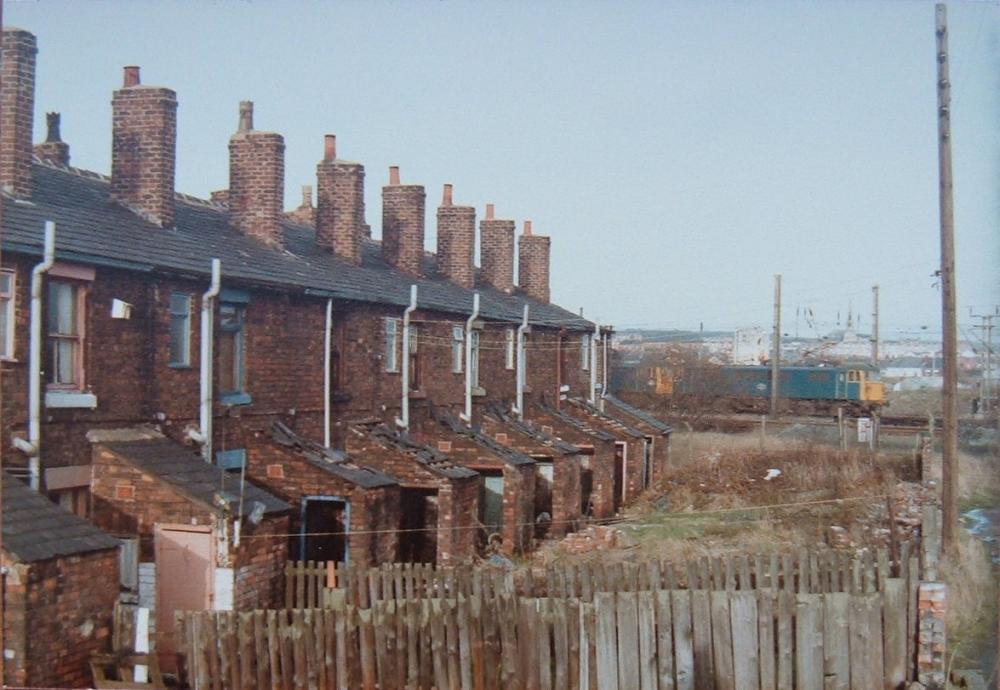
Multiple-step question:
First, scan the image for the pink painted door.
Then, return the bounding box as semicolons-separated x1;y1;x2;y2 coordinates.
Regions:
154;525;213;671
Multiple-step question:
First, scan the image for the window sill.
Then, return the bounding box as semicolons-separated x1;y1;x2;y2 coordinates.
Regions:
408;390;427;400
45;391;98;409
219;392;252;406
167;362;193;370
472;387;487;398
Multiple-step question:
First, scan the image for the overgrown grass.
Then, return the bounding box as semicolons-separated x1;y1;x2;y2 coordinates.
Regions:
941;532;998;681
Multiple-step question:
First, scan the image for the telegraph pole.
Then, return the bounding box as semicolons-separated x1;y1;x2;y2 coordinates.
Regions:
770;274;782;417
972;310;996;412
935;3;959;553
871;285;880;366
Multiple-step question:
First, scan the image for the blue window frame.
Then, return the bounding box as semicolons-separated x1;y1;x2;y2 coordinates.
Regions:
219;301;250;405
168;292;192;367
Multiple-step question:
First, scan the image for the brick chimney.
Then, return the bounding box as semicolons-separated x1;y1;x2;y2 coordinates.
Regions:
285;184;315;226
228;101;285;248
110;66;177;227
479;203;515;293
518;220;551;303
34;112;70;166
1;28;37;198
435;184;476;288
381;166;425;276
316;135;367;265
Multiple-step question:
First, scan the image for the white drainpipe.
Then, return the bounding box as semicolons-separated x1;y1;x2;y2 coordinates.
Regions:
395;285;418;430
13;221;56;490
196;259;221;462
323;298;333;447
461;292;480;423
601;327;610;411
589;320;599;405
513;303;530;420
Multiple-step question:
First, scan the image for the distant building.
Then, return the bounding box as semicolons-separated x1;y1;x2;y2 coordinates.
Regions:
733;327;768;365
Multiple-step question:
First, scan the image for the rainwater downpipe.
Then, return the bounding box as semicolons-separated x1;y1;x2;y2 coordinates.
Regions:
461;292;480;423
323;298;333;447
13;221;56;490
395;285;418;430
601;327;609;412
589;320;599;405
514;304;530;420
196;259;221;462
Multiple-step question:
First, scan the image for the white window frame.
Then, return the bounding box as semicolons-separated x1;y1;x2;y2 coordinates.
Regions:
0;269;14;360
46;279;87;391
581;333;590;371
505;328;515;370
451;325;464;373
470;330;481;388
384;318;399;373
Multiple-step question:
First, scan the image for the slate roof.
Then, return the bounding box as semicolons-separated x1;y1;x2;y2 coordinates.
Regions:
428;405;536;467
99;438;289;517
485;405;580;455
363;424;479;480
602;395;674;435
565;398;645;438
271;421;397;488
2;473;120;563
533;401;616;442
2;161;593;330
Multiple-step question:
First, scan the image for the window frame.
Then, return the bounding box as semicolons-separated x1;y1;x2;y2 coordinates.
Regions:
45;279;87;391
218;301;248;402
580;333;591;371
384;317;399;373
451;325;464;373
168;292;193;367
470;329;481;388
0;269;15;360
505;328;515;371
408;324;420;391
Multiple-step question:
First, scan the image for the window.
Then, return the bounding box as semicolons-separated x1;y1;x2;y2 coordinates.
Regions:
470;330;481;387
46;280;85;388
168;293;192;366
219;303;247;398
451;326;464;373
580;334;591;370
505;328;515;370
384;318;398;373
408;324;420;391
0;270;14;359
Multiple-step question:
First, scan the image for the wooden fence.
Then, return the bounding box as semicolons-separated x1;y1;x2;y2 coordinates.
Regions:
178;583;913;690
286;542;923;609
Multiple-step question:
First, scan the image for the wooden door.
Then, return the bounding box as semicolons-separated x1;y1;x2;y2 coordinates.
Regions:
154;525;213;671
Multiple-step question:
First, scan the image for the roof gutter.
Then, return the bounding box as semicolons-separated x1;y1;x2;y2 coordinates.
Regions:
395;285;418;431
12;222;56;490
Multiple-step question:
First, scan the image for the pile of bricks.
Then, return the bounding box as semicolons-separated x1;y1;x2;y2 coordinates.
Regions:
559;525;631;555
916;581;947;687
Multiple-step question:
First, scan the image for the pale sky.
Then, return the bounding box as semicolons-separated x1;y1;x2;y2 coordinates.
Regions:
9;0;1000;340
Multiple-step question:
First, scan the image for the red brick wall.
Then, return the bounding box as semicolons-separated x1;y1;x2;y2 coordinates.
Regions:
518;232;550;304
110;70;177;228
550;454;582;537
234;514;289;610
435;475;479;565
2;549;119;689
381;180;425;277
436;203;476;289
244;442;400;567
0;29;36;199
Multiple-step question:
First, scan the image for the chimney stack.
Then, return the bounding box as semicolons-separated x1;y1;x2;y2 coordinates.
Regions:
518;220;551;303
480;203;516;293
315;134;367;264
228;101;285;248
381;166;425;276
1;28;37;199
435;184;475;288
34;112;70;166
110;66;178;227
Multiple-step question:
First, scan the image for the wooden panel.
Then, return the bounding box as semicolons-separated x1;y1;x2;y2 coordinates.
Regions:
690;591;714;690
795;594;823;690
757;592;775;690
616;593;640;690
671;590;694;690
730;592;759;690
823;592;850;690
710;591;735;690
655;590;676;690
595;592;619;690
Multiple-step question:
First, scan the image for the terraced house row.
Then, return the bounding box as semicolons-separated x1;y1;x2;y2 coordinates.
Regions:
0;27;671;687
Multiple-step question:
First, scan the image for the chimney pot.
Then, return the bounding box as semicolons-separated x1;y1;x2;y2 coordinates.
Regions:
238;101;254;132
389;166;400;185
442;184;453;206
35;112;71;166
485;203;495;220
45;112;62;143
324;134;336;161
524;220;533;236
123;66;141;87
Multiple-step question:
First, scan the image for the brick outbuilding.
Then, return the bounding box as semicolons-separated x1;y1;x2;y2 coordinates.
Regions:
87;428;289;670
529;401;619;518
413;405;536;555
564;398;650;505
346;423;479;565
1;473;120;689
600;394;673;485
249;421;400;567
481;406;583;538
